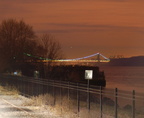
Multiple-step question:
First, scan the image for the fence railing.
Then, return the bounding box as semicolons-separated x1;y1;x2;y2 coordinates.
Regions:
0;74;144;118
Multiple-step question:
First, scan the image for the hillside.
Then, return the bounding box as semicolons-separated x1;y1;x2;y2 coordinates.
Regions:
105;56;144;66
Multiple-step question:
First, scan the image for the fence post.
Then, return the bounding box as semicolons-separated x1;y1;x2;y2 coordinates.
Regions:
42;80;44;96
38;79;40;96
23;78;25;95
115;88;118;118
87;80;90;111
100;86;103;118
60;80;62;114
77;83;80;114
132;90;135;118
53;80;55;105
27;79;29;96
30;79;32;96
47;80;49;94
31;80;34;96
68;81;70;110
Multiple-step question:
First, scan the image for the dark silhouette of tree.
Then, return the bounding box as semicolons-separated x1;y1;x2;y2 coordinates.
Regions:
39;34;63;60
0;19;36;72
0;19;64;77
38;34;64;78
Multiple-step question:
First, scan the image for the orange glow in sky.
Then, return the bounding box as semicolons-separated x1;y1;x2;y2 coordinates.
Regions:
1;0;144;58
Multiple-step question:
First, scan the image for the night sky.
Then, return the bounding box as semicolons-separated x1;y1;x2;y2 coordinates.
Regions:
1;0;144;58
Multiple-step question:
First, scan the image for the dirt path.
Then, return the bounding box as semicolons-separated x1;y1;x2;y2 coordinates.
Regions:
0;94;42;118
0;88;61;118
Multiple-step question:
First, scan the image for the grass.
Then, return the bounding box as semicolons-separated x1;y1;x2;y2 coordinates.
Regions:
0;84;19;96
22;92;144;118
22;94;123;118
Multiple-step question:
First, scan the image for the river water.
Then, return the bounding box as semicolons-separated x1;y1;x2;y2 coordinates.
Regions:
99;66;144;93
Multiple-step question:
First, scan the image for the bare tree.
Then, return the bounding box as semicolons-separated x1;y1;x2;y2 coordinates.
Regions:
0;19;64;77
0;19;36;71
39;34;64;78
40;34;63;60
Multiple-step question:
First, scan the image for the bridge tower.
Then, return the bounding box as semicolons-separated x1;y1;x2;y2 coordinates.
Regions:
97;53;100;62
95;53;100;66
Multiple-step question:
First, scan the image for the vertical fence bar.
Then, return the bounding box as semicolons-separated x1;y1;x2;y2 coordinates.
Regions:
68;81;70;110
77;83;80;114
87;80;90;111
88;87;91;112
60;80;62;114
23;79;25;96
47;80;49;94
24;80;26;96
33;79;35;96
31;80;33;96
42;80;44;96
53;80;55;105
16;77;19;93
19;77;21;90
21;78;23;95
20;78;22;95
115;88;118;118
132;90;135;118
26;79;29;97
37;79;40;96
39;79;41;96
29;82;32;96
100;86;103;118
28;79;30;96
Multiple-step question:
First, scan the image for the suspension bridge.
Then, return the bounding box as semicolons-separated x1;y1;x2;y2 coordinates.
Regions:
24;52;110;63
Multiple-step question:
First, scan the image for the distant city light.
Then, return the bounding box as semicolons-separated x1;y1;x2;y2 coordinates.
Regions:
14;72;18;75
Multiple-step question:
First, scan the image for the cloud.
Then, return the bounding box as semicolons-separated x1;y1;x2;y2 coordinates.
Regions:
36;23;144;34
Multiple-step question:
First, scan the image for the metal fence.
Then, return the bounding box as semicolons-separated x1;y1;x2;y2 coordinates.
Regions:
0;74;144;118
